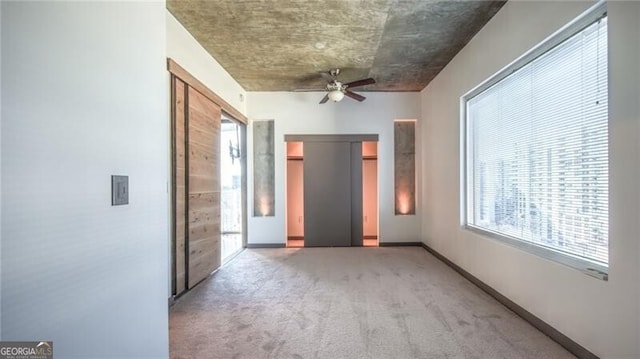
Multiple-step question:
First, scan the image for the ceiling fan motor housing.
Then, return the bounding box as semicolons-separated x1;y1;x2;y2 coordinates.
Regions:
326;81;344;92
312;68;374;104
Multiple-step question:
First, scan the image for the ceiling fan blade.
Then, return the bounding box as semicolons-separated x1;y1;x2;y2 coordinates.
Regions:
345;90;366;102
319;93;330;104
345;78;375;88
320;72;334;83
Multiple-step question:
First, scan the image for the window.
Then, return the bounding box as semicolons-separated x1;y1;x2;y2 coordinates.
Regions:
463;3;608;278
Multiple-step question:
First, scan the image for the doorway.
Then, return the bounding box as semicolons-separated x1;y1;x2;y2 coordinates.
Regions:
220;115;247;262
285;135;379;247
286;142;304;247
362;141;379;246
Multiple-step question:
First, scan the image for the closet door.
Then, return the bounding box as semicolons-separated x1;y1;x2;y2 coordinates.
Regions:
172;82;221;295
187;87;221;288
172;78;187;295
303;141;352;247
170;58;249;296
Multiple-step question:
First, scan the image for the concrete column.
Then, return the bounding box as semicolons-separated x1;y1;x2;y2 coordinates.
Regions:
253;120;275;216
394;121;416;215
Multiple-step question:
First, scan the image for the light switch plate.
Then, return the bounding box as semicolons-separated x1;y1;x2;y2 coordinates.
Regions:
111;175;129;206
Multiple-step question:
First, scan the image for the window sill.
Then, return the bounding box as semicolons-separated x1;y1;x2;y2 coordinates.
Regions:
465;224;608;281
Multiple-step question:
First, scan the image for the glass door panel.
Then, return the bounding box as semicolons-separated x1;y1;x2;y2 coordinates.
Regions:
221;118;244;261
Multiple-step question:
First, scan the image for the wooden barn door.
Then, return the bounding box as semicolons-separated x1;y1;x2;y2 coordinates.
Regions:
171;76;221;296
169;58;248;297
173;78;188;295
186;87;221;288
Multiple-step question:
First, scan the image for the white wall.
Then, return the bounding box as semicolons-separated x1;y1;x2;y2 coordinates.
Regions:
166;11;247;116
1;2;169;358
247;92;421;245
420;1;640;357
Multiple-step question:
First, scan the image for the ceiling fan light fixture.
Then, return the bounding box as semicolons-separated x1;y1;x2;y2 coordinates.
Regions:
328;89;344;102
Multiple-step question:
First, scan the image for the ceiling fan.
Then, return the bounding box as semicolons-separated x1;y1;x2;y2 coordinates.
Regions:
297;69;376;104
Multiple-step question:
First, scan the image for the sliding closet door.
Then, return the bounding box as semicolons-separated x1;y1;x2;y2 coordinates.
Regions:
187;87;221;288
170;59;248;296
173;78;187;295
172;81;221;295
303;141;352;247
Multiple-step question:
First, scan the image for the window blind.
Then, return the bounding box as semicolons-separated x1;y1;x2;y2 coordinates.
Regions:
466;16;608;266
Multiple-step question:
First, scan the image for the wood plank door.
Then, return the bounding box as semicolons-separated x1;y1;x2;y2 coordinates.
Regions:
173;78;187;295
171;79;221;295
187;87;221;288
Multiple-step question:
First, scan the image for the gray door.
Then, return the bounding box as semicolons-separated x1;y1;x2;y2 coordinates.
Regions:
304;141;353;247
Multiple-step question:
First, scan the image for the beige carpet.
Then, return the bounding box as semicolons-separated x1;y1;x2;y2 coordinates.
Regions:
170;247;575;359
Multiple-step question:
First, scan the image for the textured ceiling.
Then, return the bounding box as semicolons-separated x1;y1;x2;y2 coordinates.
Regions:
167;0;506;92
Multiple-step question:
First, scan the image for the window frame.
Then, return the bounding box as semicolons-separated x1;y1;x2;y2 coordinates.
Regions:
460;1;608;280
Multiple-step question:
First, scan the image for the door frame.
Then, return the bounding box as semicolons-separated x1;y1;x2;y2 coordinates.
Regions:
285;134;378;143
284;134;379;247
